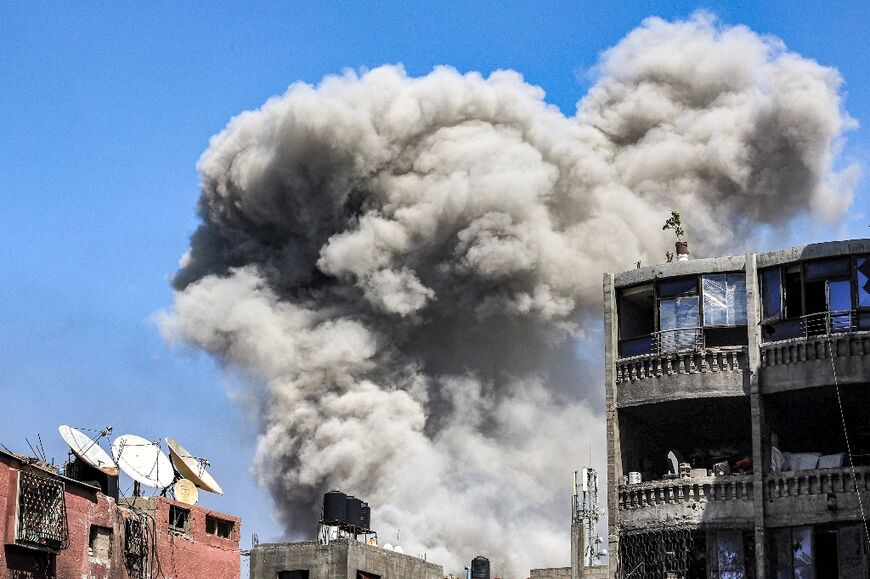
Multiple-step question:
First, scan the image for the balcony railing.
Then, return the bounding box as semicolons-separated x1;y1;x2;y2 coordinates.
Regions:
764;466;870;501
763;310;865;344
616;344;745;385
619;474;754;511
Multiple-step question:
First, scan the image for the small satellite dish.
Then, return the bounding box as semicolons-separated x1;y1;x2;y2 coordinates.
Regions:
166;438;224;495
393;545;404;554
173;478;199;506
383;543;394;551
112;435;174;489
58;425;118;476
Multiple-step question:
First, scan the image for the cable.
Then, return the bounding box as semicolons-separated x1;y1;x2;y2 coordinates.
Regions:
827;330;870;551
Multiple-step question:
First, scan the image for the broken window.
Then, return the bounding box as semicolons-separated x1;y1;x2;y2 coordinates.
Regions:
88;525;112;561
618;283;655;357
278;572;310;579
205;515;234;539
168;505;189;534
709;530;746;579
702;274;747;327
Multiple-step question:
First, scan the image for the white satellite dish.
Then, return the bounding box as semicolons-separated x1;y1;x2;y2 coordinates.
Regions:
393;545;404;554
58;425;118;476
112;435;174;489
166;438;224;495
383;543;394;551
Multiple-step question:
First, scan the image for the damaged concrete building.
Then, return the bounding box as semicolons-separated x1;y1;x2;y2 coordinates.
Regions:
605;239;870;578
248;539;444;579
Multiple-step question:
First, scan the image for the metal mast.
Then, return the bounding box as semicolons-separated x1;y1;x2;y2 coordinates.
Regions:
573;467;603;566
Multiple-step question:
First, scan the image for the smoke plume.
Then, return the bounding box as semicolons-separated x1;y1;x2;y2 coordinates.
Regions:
159;13;856;576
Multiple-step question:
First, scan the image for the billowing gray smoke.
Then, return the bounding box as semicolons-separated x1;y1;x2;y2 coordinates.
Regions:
159;13;856;576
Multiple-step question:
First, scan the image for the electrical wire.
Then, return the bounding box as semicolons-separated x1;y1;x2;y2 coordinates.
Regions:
827;332;870;551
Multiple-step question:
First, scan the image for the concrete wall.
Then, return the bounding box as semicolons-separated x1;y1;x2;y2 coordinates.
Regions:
0;451;241;579
529;567;570;578
250;540;443;579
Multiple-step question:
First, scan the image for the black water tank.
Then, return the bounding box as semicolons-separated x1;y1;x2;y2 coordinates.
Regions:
359;502;371;529
323;490;347;523
471;556;490;579
346;496;363;526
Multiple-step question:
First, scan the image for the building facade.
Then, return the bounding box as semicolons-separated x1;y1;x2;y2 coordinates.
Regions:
248;539;443;579
0;448;241;579
605;239;870;578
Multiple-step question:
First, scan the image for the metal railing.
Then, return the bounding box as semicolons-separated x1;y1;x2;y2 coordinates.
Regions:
653;327;704;354
764;310;861;343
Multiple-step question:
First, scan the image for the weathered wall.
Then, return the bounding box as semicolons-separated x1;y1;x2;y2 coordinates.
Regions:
0;452;241;579
530;567;570;578
250;540;443;579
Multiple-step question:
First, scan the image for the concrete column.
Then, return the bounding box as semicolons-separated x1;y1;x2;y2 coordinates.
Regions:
602;273;621;579
571;521;584;579
745;252;767;579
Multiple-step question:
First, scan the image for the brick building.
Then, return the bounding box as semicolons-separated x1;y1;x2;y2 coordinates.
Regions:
0;448;241;578
605;239;870;578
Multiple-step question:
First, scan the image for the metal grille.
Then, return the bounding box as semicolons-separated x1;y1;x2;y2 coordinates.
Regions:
620;527;706;579
124;515;149;579
16;471;68;551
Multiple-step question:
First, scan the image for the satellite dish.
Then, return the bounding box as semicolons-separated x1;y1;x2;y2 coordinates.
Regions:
166;438;224;495
666;449;684;475
173;478;199;506
383;543;394;551
112;435;174;489
58;425;118;476
393;545;404;554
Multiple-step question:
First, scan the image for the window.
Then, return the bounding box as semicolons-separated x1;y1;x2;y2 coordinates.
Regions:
702;274;747;326
88;525;112;560
356;573;381;579
709;530;746;578
761;268;782;321
618;284;655;357
277;572;309;579
205;515;234;539
858;257;870;309
658;278;700;353
772;527;814;578
168;505;189;534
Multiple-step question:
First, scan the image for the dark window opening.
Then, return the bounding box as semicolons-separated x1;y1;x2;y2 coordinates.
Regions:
205;515;234;539
278;571;310;579
168;505;190;534
770;525;864;579
761;267;782;321
857;257;870;309
766;384;870;469
357;572;381;579
658;277;698;298
709;530;748;579
4;545;55;578
618;284;655;357
88;525;112;560
784;266;803;318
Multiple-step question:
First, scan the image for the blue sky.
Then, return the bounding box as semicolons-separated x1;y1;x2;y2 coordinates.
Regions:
1;0;868;559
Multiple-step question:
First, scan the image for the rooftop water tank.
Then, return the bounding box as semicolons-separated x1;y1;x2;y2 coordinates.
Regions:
471;556;490;579
323;490;347;523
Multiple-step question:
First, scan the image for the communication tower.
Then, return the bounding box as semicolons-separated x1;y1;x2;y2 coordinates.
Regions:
573;467;605;566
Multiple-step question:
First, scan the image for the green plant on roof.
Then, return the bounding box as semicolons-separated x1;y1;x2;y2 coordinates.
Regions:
662;210;684;241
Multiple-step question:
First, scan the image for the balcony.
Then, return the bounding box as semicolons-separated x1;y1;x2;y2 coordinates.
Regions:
615;328;748;406
617;475;754;531
764;466;870;527
760;311;870;394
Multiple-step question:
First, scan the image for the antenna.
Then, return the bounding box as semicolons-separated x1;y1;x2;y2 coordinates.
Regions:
573;467;604;566
165;438;224;495
59;425;119;475
111;434;174;490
